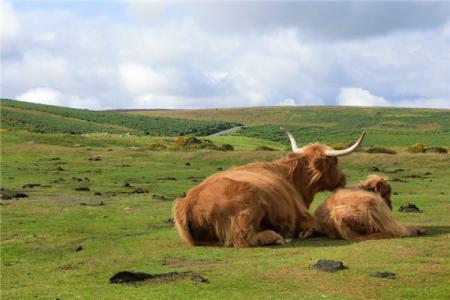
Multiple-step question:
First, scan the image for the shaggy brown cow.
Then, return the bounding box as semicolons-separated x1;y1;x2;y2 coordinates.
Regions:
173;130;365;248
314;175;425;240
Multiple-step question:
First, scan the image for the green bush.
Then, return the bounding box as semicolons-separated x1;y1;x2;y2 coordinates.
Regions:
255;145;277;151
427;146;448;153
218;144;234;151
407;143;427;153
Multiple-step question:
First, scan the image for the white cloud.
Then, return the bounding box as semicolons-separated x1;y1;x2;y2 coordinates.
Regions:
16;87;61;106
119;63;168;94
278;98;296;106
337;87;450;109
0;0;20;42
337;87;391;107
16;87;101;109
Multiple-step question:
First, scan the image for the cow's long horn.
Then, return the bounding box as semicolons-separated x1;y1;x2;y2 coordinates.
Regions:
280;127;304;153
325;131;366;157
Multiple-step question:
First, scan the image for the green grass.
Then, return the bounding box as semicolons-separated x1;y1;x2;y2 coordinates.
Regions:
1;130;449;299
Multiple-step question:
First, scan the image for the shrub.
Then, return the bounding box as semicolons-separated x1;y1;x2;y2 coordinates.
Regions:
366;146;397;154
255;145;277;151
407;143;427;153
218;144;234;151
427;146;448;154
331;142;347;150
174;136;219;150
149;143;167;150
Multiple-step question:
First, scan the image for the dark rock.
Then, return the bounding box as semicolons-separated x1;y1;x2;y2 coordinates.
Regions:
52;178;65;183
158;176;177;181
398;204;421;213
0;189;29;200
153;194;167;200
311;259;346;272
191;274;209;283
75;246;83;252
164;218;174;224
384;168;405;174
22;183;41;189
368;166;380;172
72;177;83;182
94;192;102;196
88;156;102;161
50;157;61;161
109;271;154;283
74;187;90;192
391;178;407;183
185;162;191;166
216;167;224;171
424;172;432;176
393;192;399;195
109;271;190;284
123;182;132;187
370;272;396;279
129;188;149;194
55;167;65;171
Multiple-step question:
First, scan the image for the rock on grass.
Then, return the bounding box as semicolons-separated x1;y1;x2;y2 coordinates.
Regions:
311;259;346;272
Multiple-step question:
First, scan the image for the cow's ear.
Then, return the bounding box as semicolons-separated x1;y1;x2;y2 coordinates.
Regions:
375;180;386;194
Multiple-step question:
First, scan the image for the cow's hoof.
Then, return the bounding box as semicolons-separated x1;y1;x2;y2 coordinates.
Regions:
275;238;287;245
298;229;314;239
284;238;293;244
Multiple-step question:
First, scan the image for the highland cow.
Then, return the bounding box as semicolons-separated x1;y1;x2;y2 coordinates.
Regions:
314;175;425;240
173;129;365;248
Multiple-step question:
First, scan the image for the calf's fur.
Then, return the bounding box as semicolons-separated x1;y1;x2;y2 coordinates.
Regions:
315;175;424;240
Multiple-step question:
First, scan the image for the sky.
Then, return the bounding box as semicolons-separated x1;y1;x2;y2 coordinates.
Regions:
1;1;450;110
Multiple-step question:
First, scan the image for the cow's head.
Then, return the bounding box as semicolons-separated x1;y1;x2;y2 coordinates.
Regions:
281;129;365;206
359;175;392;210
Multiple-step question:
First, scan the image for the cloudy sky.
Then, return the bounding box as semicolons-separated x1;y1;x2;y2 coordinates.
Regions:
1;1;450;110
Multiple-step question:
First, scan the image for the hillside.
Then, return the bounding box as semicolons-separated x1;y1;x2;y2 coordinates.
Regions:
0;99;239;136
125;106;450;147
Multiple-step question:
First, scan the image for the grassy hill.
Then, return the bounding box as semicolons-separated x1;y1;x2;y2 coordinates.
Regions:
0;99;239;136
127;106;450;147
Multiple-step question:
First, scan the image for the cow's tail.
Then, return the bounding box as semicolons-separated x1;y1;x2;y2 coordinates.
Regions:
173;198;195;246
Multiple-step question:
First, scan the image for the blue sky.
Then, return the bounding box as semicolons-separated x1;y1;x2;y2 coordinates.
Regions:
1;1;450;109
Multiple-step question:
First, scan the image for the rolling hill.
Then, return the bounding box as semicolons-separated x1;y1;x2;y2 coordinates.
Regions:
125;106;450;147
0;99;239;136
1;99;449;148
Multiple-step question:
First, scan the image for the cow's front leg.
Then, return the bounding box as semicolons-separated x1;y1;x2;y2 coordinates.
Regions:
296;211;321;239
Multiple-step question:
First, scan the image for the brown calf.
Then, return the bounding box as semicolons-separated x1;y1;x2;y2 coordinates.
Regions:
314;175;424;240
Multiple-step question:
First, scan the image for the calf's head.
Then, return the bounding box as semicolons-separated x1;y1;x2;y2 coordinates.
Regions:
359;175;392;209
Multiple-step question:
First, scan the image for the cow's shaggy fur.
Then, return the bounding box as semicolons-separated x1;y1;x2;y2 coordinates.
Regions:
314;175;424;240
173;144;347;248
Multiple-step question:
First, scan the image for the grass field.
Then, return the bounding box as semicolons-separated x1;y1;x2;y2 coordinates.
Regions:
1;128;449;299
